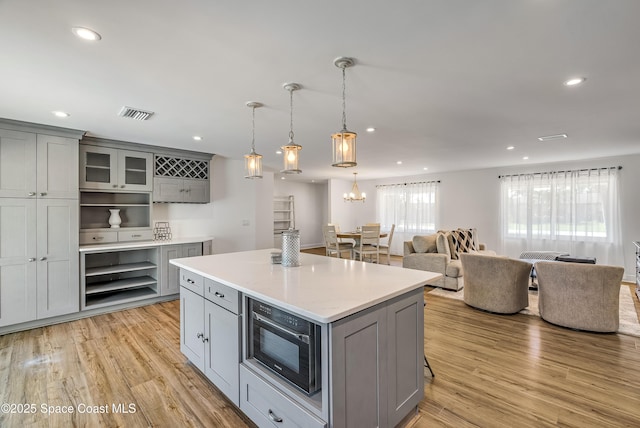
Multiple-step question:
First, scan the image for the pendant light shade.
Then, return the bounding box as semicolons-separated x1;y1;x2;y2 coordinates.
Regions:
244;101;263;179
281;83;302;174
344;172;366;202
332;57;357;168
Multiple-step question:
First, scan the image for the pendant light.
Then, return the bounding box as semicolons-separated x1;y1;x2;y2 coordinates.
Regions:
244;101;263;179
331;57;357;168
344;172;366;202
281;83;302;174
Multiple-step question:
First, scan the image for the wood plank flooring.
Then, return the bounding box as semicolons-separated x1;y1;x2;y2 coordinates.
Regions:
1;249;639;427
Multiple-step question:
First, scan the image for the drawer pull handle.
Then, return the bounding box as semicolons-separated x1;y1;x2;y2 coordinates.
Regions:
28;192;37;196
28;258;36;262
40;257;47;261
214;291;225;299
196;332;208;343
131;234;142;238
268;410;283;423
187;278;195;284
93;236;104;241
39;192;47;196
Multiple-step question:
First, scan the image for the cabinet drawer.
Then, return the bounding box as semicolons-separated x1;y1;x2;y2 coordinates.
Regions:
80;231;117;245
204;279;240;314
118;229;153;242
240;365;326;428
180;269;204;296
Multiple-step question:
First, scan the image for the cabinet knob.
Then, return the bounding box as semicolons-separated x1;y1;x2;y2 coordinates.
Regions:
268;410;283;423
113;184;118;188
39;257;47;261
28;258;36;262
179;189;184;192
28;192;36;197
185;189;190;193
39;192;47;196
120;185;125;188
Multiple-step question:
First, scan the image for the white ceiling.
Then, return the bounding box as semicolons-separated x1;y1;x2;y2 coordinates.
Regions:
2;0;639;182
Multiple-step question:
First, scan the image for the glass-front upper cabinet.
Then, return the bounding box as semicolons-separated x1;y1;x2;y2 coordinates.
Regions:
80;145;152;192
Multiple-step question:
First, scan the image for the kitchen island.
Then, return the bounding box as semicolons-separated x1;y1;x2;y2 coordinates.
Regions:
171;249;441;428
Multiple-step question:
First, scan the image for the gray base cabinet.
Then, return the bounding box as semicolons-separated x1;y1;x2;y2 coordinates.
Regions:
180;269;241;406
161;243;203;296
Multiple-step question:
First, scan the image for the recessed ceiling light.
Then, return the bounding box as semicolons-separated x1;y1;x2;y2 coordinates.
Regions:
193;136;202;141
366;127;376;132
52;111;70;118
423;167;428;171
538;134;567;141
523;156;529;160
396;161;402;165
506;146;515;150
276;150;282;154
564;77;586;86
71;27;102;41
281;176;286;180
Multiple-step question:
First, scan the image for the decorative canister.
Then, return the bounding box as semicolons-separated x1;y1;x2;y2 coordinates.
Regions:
281;229;300;267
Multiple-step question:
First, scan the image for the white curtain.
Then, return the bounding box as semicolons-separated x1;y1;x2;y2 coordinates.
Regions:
500;167;623;265
376;181;440;255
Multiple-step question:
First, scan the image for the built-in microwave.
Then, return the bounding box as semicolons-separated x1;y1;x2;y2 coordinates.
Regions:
248;298;321;395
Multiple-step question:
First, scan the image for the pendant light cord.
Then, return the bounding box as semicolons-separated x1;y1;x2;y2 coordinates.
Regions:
341;66;347;130
289;88;295;142
251;106;256;152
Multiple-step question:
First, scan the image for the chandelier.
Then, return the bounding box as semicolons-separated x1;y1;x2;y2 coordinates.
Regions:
331;57;357;168
244;101;263;179
344;172;366;202
281;83;302;174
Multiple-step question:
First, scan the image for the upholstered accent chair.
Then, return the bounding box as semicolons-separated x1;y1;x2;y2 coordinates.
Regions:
403;229;495;290
536;261;624;332
460;253;533;314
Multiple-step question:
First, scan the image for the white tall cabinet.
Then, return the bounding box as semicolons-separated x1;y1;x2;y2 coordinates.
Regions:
0;122;83;327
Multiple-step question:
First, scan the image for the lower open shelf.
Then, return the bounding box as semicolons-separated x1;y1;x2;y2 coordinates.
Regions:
84;286;158;310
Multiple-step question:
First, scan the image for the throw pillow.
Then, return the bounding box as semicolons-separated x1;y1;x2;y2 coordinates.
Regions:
449;229;476;258
456;228;479;251
445;232;459;260
412;235;437;253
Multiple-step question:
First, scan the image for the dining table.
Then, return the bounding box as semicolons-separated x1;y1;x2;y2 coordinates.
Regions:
337;231;388;247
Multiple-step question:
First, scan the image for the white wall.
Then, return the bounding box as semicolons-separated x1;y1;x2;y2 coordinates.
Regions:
335;154;640;281
154;156;274;254
274;179;327;249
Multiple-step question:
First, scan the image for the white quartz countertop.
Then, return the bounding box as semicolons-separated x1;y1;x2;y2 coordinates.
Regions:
79;237;213;252
170;249;441;323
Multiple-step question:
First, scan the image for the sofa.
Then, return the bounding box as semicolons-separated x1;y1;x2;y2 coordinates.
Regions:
461;253;532;314
536;261;624;332
402;229;495;290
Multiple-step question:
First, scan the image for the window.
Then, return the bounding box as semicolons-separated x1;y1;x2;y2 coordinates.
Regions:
376;181;439;234
500;167;622;265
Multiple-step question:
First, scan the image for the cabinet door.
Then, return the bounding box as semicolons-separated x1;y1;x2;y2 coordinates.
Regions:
386;292;424;427
183;179;210;203
36;199;79;319
118;150;152;191
183;243;203;258
0;129;37;198
80;145;118;190
330;305;388;428
153;177;184;202
36;134;79;199
180;286;205;371
161;245;182;296
0;198;37;326
204;300;241;406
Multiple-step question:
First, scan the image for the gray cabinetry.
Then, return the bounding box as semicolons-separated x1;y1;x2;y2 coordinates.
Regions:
161;243;203;296
80;145;152;192
179;269;241;406
153;155;211;203
0;123;80;328
80;247;159;310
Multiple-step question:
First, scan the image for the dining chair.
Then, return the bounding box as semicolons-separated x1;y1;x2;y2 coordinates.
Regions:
377;224;395;265
323;225;354;259
353;224;381;263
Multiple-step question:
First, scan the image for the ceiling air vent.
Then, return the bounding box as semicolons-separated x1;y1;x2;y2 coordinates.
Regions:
118;106;154;121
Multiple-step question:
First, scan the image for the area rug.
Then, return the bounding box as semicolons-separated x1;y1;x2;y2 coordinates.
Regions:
428;286;640;337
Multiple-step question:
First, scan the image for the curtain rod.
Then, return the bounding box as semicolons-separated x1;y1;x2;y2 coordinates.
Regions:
498;166;621;179
376;180;440;188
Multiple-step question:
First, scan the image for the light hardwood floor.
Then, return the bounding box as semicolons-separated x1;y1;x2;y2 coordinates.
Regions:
1;251;639;427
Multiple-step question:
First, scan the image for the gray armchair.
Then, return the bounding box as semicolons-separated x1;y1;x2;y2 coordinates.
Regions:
460;253;532;314
536;261;624;332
